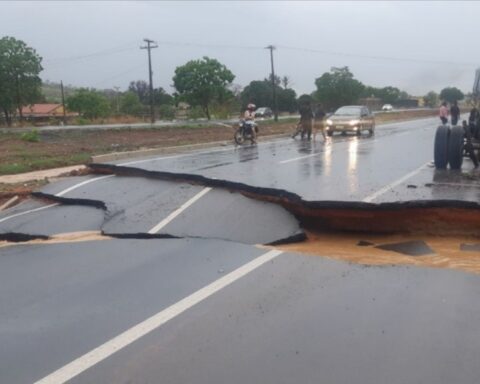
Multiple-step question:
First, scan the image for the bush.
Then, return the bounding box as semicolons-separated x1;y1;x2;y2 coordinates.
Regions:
159;104;176;120
187;106;206;120
21;129;40;142
74;117;90;125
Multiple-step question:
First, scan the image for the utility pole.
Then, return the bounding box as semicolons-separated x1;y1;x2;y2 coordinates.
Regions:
140;38;158;124
266;45;278;122
60;80;66;125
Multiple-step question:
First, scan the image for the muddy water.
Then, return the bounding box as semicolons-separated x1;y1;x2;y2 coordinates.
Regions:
0;231;109;248
276;231;480;275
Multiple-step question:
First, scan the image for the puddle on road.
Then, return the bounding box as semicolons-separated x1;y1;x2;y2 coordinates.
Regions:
275;230;480;275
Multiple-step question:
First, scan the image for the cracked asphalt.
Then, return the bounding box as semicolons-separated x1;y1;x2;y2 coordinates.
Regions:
1;116;480;384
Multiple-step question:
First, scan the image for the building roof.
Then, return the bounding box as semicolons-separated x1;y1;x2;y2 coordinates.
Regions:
22;104;63;116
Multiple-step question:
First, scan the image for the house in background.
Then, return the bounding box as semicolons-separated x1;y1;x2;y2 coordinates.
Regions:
21;104;78;125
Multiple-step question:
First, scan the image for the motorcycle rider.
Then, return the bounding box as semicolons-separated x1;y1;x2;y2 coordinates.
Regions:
244;103;257;143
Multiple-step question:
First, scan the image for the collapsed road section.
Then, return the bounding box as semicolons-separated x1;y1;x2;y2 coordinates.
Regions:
89;162;480;236
3;162;479;275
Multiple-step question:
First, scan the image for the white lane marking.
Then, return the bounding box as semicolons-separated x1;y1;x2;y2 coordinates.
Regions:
362;162;430;202
120;138;292;166
0;204;58;224
34;249;283;384
55;175;115;197
0;176;114;224
279;152;320;164
148;187;212;234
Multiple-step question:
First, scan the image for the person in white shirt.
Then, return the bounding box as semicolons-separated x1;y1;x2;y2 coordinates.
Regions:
244;103;257;143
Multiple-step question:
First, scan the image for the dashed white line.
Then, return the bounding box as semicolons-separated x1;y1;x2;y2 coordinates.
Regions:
0;204;59;224
120;138;292;166
33;249;283;384
0;175;114;224
362;162;430;202
148;187;212;234
55;175;115;197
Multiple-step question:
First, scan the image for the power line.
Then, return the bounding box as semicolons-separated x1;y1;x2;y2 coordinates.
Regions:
45;42;139;66
276;45;478;67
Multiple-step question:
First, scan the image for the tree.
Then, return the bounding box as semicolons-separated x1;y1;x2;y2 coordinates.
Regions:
128;80;149;104
440;87;464;103
173;56;235;120
240;79;296;112
281;76;291;89
153;87;173;106
0;36;43;126
314;66;365;110
66;89;111;119
424;91;439;108
278;88;297;113
119;91;143;116
240;80;272;108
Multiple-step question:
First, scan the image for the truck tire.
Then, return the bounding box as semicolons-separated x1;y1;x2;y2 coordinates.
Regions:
434;125;449;169
448;126;464;170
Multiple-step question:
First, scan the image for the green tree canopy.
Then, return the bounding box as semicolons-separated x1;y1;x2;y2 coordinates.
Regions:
66;89;111;119
240;80;297;112
153;87;173;106
119;91;143;116
240;80;272;108
423;91;439;108
314;66;365;110
0;36;43;126
440;87;464;103
173;56;235;120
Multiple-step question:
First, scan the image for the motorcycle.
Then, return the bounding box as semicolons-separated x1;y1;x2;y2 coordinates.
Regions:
234;120;258;145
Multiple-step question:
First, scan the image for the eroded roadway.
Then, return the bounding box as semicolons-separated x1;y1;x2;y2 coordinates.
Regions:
1;116;480;384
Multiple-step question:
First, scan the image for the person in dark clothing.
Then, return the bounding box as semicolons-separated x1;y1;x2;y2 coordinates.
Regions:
469;107;480;139
313;103;327;141
462;120;479;168
298;102;314;140
450;101;460;126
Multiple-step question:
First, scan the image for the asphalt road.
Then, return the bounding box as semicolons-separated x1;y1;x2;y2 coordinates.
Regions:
1;116;480;384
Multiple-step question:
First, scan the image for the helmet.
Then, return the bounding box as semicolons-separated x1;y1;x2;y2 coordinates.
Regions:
247;103;256;110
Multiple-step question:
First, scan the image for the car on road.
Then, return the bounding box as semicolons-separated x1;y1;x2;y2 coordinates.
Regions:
255;107;273;118
325;105;375;136
382;104;393;111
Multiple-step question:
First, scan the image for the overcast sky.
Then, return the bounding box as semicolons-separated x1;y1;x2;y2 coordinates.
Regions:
2;1;479;96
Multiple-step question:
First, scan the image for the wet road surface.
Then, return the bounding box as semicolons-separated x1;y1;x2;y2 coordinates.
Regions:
1;116;480;384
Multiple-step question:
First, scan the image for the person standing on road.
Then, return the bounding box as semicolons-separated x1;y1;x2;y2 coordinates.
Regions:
468;106;480;139
439;102;449;125
462;120;479;168
298;100;314;140
313;103;327;141
450;101;460;126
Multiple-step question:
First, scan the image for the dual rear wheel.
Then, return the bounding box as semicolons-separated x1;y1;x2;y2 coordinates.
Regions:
434;125;464;170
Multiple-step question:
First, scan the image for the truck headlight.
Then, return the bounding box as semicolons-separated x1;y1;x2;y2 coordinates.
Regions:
349;119;360;126
326;119;333;125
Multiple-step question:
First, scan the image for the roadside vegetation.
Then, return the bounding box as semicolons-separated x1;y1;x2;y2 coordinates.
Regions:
1;35;468;130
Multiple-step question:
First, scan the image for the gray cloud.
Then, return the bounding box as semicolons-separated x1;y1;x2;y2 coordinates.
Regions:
2;1;479;95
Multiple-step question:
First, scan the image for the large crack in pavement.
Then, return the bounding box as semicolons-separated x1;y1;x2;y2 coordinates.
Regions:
88;163;480;236
2;162;480;275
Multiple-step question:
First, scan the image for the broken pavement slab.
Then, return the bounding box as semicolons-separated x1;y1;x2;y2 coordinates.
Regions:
375;240;435;256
